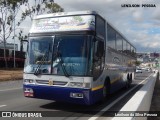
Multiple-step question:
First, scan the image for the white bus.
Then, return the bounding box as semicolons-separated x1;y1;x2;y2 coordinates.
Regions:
23;11;136;105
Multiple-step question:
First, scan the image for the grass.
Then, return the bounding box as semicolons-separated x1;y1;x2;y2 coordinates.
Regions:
0;68;23;82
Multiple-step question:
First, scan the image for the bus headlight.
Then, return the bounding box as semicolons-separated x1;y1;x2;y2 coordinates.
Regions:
83;83;91;89
69;82;90;89
69;82;83;87
24;79;35;84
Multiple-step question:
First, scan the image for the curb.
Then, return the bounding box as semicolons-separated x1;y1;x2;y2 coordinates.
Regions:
0;78;23;82
112;71;158;120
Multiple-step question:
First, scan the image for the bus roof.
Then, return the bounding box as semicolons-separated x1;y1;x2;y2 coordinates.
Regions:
30;11;97;34
30;11;135;50
33;11;98;19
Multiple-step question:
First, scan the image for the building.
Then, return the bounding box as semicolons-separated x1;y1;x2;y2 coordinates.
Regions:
137;52;160;68
0;42;25;68
0;42;18;51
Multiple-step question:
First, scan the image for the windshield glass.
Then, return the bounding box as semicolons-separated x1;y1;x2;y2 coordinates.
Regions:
52;35;92;76
24;36;53;74
24;35;93;76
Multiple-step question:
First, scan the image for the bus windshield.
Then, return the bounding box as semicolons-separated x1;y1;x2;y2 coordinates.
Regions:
24;35;93;76
24;36;53;74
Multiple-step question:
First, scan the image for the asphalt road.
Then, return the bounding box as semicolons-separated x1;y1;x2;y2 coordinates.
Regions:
0;72;153;120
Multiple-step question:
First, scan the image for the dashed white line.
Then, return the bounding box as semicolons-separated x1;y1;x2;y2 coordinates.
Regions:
88;74;153;120
0;105;7;108
0;87;22;92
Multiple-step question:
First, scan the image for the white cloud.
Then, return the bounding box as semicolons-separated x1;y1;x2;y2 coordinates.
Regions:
152;6;160;21
55;0;160;52
9;0;159;52
132;10;143;22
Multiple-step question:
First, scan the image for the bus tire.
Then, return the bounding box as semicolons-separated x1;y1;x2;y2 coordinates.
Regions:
102;78;110;100
125;74;130;89
130;73;132;83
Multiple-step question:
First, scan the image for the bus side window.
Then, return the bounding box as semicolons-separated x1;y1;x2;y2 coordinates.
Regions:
96;41;104;58
93;39;105;80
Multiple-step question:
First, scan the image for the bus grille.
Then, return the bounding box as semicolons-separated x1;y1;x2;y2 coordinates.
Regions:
36;80;48;85
36;80;67;86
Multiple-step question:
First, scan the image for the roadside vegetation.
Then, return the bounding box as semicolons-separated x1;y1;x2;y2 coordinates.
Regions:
0;68;23;82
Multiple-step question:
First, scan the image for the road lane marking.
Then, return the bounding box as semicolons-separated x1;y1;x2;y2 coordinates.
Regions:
0;87;22;92
0;105;7;108
88;74;153;120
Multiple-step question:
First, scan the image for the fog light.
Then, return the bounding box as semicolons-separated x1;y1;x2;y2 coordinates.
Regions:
70;93;83;98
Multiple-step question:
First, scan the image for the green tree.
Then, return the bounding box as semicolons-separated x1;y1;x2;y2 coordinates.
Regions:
0;0;23;68
18;30;27;51
0;0;64;68
135;61;141;66
18;0;64;51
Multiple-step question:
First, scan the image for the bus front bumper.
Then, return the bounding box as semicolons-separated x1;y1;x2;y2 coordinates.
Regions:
23;85;99;105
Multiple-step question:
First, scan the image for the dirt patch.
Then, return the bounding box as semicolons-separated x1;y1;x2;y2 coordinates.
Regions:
0;69;23;82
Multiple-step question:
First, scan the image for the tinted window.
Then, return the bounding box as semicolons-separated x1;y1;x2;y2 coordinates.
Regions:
107;24;116;49
52;35;90;76
126;42;131;54
96;16;105;39
116;33;123;52
133;47;136;57
55;36;87;57
131;46;134;56
93;39;105;80
123;39;127;54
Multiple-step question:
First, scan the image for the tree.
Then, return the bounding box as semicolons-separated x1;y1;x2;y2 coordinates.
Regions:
18;0;64;51
0;0;64;68
0;0;24;68
135;61;141;66
18;30;27;51
20;0;63;20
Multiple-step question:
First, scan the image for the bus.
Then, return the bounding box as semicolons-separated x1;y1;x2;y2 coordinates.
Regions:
23;11;136;105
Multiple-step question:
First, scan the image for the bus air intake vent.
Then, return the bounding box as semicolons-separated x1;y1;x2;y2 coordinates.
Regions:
36;80;67;86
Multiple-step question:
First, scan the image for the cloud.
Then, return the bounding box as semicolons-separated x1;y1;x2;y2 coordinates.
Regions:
152;6;160;21
132;10;143;22
55;0;160;52
10;0;159;52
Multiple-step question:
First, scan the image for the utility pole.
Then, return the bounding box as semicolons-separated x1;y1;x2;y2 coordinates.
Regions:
13;1;16;68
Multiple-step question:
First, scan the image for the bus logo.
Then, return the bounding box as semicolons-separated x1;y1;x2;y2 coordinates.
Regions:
49;80;53;86
113;57;120;64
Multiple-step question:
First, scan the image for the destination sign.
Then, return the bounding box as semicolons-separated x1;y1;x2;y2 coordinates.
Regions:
30;15;95;33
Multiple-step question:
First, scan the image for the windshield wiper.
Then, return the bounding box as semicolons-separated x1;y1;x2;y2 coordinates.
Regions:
54;40;70;77
53;51;70;77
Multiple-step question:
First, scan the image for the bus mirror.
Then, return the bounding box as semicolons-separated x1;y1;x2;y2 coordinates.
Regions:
22;39;28;43
21;40;29;53
22;40;29;59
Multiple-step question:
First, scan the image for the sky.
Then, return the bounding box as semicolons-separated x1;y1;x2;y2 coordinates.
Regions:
9;0;160;52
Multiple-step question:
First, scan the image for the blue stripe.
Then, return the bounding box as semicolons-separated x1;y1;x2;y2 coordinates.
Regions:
24;85;104;105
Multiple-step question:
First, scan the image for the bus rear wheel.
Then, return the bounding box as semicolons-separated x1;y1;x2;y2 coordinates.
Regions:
103;85;107;98
125;74;131;89
102;79;110;100
129;74;132;84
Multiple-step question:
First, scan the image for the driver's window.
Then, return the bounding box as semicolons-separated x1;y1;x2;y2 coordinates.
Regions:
93;38;105;80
